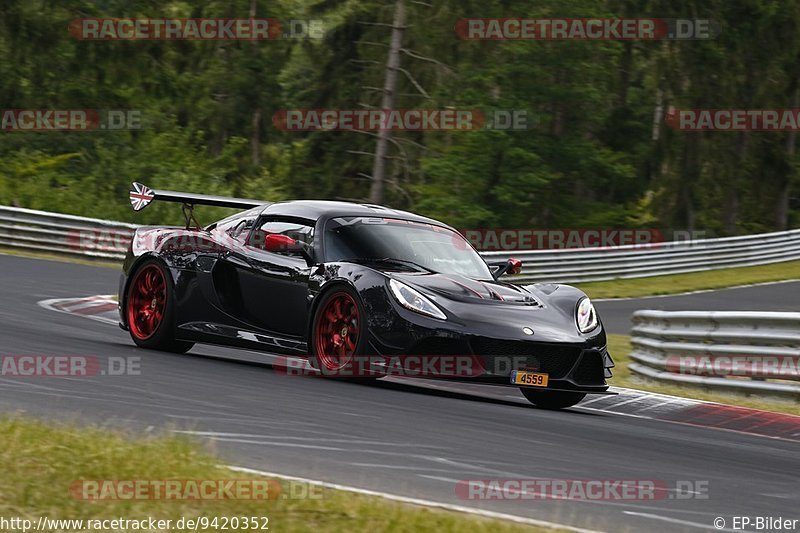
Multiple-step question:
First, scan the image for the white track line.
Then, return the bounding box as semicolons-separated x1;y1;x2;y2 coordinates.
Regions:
226;465;601;533
622;510;734;531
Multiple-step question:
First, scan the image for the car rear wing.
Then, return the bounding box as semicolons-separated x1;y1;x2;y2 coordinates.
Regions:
129;181;268;228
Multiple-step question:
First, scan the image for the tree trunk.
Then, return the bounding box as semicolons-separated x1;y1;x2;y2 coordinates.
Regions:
251;108;261;167
249;0;261;167
651;89;663;141
616;41;632;109
777;85;799;229
680;137;698;230
369;0;406;205
723;132;748;235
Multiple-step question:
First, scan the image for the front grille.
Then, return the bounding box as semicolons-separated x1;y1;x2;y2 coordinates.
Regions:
470;339;582;379
572;351;606;385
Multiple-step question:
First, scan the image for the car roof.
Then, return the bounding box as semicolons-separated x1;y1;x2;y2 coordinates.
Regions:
260;200;452;229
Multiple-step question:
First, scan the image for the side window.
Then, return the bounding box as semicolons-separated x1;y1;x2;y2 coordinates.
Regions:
249;218;315;257
212;207;262;243
228;218;257;242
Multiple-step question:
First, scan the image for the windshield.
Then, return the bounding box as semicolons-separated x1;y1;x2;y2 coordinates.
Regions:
325;217;493;280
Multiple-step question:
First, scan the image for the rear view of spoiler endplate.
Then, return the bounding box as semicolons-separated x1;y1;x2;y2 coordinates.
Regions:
129;181;267;228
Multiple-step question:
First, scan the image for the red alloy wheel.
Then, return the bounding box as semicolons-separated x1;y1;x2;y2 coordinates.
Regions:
127;264;167;341
315;292;361;371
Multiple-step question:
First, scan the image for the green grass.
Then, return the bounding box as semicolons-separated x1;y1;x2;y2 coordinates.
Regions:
0;417;551;532
575;260;800;299
0;246;122;269
607;334;800;416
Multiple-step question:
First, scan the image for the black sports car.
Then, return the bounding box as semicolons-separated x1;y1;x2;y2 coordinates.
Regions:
119;182;614;409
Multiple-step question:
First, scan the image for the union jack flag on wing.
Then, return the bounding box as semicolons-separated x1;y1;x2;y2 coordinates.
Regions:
129;182;155;211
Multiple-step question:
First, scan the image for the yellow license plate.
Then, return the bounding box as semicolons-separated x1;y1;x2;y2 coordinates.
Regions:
511;370;549;387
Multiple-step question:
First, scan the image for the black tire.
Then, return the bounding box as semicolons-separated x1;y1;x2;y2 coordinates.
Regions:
520;389;586;409
309;285;377;380
125;258;194;354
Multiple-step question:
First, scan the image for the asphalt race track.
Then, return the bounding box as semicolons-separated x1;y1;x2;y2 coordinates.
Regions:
1;254;798;532
595;280;800;335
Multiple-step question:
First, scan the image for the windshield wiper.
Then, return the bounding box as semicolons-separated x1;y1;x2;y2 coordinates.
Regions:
351;257;434;273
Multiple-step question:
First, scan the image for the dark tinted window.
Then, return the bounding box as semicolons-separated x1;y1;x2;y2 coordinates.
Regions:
249;219;315;257
325;217;492;279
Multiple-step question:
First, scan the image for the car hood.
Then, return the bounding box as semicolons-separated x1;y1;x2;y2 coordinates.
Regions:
389;272;541;306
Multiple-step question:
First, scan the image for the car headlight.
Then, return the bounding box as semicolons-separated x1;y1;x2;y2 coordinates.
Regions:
576;297;598;333
389;279;447;320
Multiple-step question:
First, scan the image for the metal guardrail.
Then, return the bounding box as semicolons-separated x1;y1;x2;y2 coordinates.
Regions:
0;205;799;283
630;310;800;397
0;206;136;260
483;228;800;283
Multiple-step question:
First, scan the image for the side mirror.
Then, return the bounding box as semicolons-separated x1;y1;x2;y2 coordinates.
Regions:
264;233;297;252
263;233;314;265
492;258;522;279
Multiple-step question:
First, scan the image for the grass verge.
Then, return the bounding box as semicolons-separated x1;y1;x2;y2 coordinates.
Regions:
0;246;121;269
0;417;551;532
607;334;800;416
575;260;800;299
